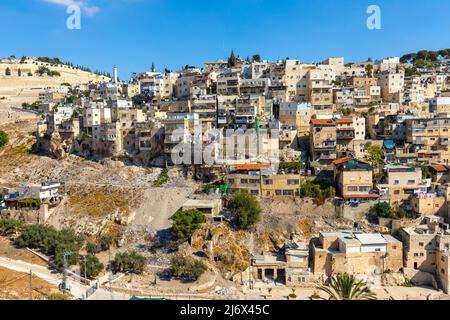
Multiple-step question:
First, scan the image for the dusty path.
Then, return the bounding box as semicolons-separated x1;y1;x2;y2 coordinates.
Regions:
0;256;130;300
132;186;198;232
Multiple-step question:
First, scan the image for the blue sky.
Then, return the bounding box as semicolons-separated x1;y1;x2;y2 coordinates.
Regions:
1;0;450;79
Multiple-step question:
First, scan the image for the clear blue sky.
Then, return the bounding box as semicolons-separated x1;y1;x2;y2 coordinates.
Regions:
1;0;450;79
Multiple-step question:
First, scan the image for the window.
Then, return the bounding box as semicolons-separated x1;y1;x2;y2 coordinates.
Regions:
275;190;282;196
394;180;399;185
250;190;259;195
263;179;273;185
228;179;235;184
407;180;415;185
419;242;424;246
249;179;259;184
348;186;358;192
240;179;248;184
283;190;294;196
287;179;299;185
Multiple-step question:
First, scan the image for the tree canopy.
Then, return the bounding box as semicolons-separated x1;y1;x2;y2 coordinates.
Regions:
111;250;146;274
317;273;376;300
228;50;236;67
228;192;261;229
171;209;206;240
365;143;385;171
372;202;392;219
80;254;104;279
170;255;207;281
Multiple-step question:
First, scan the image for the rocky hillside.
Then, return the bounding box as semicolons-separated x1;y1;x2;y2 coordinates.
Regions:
0;56;110;106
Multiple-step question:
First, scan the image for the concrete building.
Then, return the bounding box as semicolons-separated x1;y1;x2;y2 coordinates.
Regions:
377;164;429;209
333;157;377;202
181;197;223;222
226;164;301;197
251;235;310;286
406;116;450;164
311;230;403;277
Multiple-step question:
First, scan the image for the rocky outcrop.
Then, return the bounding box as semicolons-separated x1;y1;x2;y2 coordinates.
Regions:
49;129;73;159
191;223;251;279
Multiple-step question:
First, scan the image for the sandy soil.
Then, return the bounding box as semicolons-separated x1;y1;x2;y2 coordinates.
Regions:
0;266;58;300
0;237;48;267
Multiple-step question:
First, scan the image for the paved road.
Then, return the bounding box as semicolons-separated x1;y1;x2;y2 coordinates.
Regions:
0;256;130;300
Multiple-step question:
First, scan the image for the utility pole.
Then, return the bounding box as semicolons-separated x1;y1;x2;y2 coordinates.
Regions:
29;270;33;300
109;248;114;300
81;256;87;281
62;251;70;295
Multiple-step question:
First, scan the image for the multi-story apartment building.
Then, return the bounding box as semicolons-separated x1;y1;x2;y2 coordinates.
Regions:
163;113;203;162
333;157;376;202
400;217;450;292
430;97;450;114
278;102;312;137
378;70;405;103
377;164;429;209
310;118;337;165
307;68;334;114
226;164;301;197
217;70;241;96
190;95;217;126
406;116;450;164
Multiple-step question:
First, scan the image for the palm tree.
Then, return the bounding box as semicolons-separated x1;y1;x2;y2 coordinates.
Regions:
317;273;376;300
365;64;374;78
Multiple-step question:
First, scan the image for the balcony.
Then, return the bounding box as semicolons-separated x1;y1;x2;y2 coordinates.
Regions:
337;129;355;140
314;142;336;150
319;153;337;160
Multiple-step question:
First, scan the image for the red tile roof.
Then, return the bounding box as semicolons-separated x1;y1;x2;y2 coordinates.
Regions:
233;164;272;171
336;118;353;124
332;156;353;165
310;119;335;126
431;164;450;172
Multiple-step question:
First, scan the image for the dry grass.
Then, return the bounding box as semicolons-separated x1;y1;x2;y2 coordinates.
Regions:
0;266;58;300
0;237;48;267
67;186;133;217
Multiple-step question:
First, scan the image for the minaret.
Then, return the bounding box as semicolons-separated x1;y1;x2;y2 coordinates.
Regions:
113;65;118;83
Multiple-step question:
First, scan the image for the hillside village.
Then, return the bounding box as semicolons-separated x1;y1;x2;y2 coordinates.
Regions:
2;50;450;300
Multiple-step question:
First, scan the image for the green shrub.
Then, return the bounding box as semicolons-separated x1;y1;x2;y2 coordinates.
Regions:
0;219;26;236
172;209;206;240
396;207;415;219
14;225;84;268
278;162;304;173
80;254;104;279
373;202;393;219
300;180;335;199
228;192;261;229
170;255;207;281
153;169;169;187
17;198;42;209
111;250;146;274
0;130;9;148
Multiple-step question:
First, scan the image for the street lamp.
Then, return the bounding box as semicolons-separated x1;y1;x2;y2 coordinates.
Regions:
81;256;87;281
